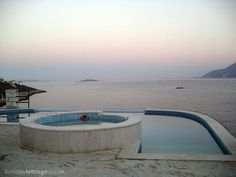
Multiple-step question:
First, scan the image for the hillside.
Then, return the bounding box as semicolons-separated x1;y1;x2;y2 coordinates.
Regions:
202;63;236;78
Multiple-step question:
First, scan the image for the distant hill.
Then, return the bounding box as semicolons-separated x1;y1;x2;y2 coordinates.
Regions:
202;63;236;78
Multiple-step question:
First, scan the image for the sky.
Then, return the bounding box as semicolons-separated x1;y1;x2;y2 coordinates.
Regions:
0;0;236;81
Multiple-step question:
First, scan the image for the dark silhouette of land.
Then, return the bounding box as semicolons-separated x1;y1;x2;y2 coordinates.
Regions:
202;63;236;78
77;79;99;82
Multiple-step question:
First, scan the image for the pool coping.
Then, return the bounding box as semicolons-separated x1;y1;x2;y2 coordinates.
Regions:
117;109;236;161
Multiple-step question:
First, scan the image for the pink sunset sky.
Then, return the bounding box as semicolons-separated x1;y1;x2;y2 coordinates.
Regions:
0;0;236;80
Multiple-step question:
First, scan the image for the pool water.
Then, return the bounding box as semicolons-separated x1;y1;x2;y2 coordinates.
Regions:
141;115;223;154
36;113;127;126
47;120;103;126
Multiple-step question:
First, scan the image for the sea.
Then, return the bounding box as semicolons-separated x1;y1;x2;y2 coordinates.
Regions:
25;79;236;137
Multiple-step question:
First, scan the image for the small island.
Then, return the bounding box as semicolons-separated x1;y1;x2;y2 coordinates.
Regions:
202;63;236;78
176;86;184;89
77;79;99;82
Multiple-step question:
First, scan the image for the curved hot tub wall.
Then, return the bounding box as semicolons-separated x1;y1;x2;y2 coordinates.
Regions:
20;112;141;153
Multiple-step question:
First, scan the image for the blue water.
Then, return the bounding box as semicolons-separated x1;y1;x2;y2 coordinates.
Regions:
36;113;127;126
141;115;223;154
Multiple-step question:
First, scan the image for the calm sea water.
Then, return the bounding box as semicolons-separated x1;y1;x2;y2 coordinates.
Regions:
26;79;236;136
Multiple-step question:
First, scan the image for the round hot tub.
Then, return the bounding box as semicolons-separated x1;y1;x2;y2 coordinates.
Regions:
20;111;141;153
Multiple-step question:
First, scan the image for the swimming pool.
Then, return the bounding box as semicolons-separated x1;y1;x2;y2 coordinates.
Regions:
116;110;236;161
141;115;223;154
2;108;231;158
